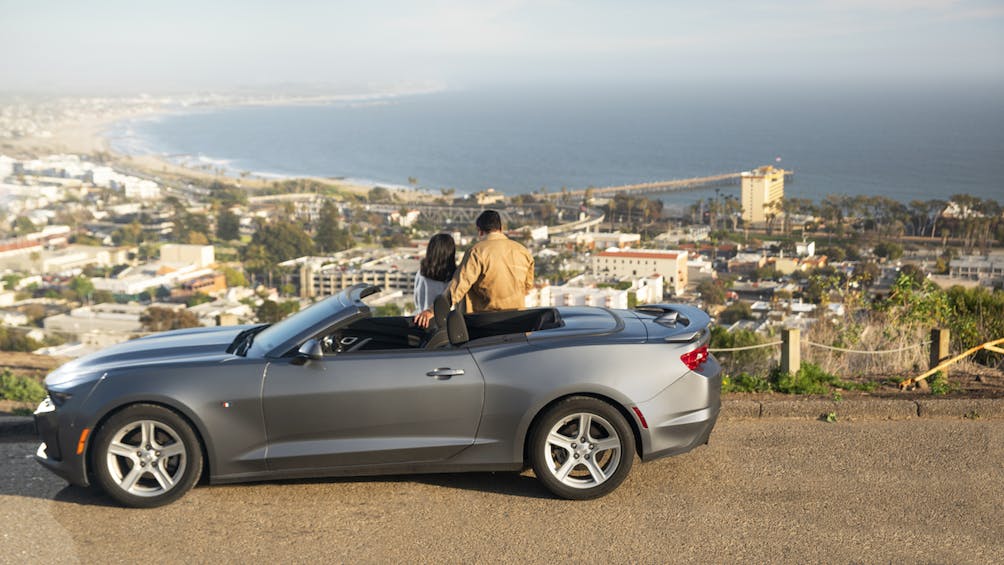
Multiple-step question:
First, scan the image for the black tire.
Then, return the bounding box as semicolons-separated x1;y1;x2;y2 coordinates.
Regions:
529;397;635;500
91;404;203;508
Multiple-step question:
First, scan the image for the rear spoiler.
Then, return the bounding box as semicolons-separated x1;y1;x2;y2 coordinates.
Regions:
634;304;712;344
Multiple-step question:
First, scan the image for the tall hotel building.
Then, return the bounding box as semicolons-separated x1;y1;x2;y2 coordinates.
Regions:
740;166;787;224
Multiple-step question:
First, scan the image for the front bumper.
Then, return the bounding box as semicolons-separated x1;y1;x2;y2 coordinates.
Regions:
635;356;721;462
34;398;90;487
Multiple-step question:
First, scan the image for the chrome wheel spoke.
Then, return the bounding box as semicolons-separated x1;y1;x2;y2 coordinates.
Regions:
547;432;574;452
577;414;592;440
160;442;184;459
141;421;156;448
582;457;607;483
594;437;620;453
150;463;175;490
108;441;138;460
119;465;145;492
554;457;577;481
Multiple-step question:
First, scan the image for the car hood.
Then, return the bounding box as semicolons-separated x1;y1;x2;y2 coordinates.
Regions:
45;325;253;388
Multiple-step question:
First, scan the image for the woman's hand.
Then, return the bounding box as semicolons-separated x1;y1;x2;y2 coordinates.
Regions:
413;309;435;329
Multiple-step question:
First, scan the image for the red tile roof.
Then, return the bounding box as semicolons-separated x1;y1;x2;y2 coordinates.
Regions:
597;251;681;260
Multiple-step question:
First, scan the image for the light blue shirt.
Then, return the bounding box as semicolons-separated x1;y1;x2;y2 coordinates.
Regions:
414;272;449;311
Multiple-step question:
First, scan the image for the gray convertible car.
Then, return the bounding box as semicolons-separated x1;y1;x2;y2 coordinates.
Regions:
35;284;720;507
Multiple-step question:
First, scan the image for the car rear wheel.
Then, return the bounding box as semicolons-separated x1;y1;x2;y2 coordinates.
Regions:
91;404;203;508
530;397;635;500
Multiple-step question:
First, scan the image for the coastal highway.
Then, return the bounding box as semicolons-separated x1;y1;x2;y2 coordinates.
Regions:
2;419;1002;563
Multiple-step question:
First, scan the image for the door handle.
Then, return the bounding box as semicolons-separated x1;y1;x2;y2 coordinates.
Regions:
426;368;465;379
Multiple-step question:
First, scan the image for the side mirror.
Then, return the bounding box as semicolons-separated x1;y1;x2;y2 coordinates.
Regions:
294;339;324;364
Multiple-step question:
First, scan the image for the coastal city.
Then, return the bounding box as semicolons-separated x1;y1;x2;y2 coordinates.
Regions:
1;96;1002;384
3;0;1004;560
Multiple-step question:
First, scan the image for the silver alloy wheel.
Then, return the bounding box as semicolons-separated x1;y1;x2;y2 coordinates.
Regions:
542;412;622;489
105;419;188;497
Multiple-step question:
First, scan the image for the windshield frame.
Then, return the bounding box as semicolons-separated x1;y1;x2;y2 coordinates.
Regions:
248;284;377;359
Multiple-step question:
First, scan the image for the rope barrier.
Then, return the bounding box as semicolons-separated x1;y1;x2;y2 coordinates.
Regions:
709;340;933;355
803;340;932;355
709;341;782;352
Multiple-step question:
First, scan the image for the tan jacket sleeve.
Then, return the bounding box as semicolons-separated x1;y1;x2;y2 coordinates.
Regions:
524;252;535;294
445;246;482;307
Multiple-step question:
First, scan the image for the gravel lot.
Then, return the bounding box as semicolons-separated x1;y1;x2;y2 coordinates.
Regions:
2;419;1002;564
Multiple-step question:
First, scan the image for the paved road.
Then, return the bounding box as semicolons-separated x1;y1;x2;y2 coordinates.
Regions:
2;419;1002;564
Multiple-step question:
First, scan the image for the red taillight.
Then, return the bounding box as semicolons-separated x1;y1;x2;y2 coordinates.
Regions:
680;345;709;371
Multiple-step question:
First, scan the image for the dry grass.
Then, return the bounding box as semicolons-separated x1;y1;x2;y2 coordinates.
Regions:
803;313;930;380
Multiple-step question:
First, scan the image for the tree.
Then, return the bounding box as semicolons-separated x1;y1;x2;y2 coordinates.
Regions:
217;209;241;241
316;201;354;253
248;220;315;269
718;302;753;324
374;303;403;317
221;266;248;288
696;280;726;306
187;231;210;245
12;217;36;236
369;186;392;203
873;241;903;261
141;307;200;332
256;299;300;323
898;264;926;288
851;261;880;288
68;276;94;302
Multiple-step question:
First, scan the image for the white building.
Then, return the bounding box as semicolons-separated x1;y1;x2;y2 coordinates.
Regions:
631;275;664;304
160;244;215;268
796;240;816;257
296;254;420;298
593;249;688;296
187;299;255;327
43;302;147;343
92;263;215;295
526;284;629;309
949;253;1004;287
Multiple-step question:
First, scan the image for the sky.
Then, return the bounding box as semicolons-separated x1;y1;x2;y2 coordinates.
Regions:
1;0;1002;93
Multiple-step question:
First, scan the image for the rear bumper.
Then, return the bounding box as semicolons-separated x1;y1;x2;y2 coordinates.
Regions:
635;357;721;462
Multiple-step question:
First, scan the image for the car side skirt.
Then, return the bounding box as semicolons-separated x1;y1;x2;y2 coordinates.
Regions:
209;461;524;485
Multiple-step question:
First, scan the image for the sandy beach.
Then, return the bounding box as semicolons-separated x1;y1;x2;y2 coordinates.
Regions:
1;102;428;202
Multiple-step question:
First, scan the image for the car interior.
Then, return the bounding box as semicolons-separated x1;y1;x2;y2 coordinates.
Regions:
321;298;564;354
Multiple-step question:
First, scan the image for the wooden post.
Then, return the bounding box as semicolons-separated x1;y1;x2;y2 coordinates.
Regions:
782;328;800;375
930;328;951;377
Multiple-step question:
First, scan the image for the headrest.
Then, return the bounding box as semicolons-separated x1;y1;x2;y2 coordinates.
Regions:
447;308;469;346
432;294;450;332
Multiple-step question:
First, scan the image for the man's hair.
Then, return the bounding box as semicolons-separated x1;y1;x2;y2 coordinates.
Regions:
476;210;503;233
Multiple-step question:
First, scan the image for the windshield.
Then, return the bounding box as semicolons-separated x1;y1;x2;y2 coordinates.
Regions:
251;294;349;355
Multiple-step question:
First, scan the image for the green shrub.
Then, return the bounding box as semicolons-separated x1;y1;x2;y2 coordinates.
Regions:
774;363;838;395
929;373;954;396
722;372;772;393
0;369;46;403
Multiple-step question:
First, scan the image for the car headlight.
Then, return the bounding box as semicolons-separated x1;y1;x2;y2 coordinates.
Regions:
48;390;73;407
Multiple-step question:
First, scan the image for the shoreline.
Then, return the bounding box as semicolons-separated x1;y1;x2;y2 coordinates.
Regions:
1;91;445;202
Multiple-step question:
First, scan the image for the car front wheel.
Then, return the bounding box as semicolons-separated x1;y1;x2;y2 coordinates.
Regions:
91;404;203;508
530;397;635;500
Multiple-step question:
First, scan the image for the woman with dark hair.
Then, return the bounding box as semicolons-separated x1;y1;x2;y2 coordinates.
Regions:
414;233;457;311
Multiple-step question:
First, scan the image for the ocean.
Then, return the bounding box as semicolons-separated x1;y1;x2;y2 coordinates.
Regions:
107;84;1004;208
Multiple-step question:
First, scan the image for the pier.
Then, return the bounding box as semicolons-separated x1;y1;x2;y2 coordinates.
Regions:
544;170;793;200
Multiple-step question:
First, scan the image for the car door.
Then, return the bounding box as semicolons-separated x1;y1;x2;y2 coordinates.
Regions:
262;347;484;472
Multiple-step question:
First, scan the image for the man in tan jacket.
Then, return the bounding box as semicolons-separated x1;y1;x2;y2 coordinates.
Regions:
414;210;534;328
